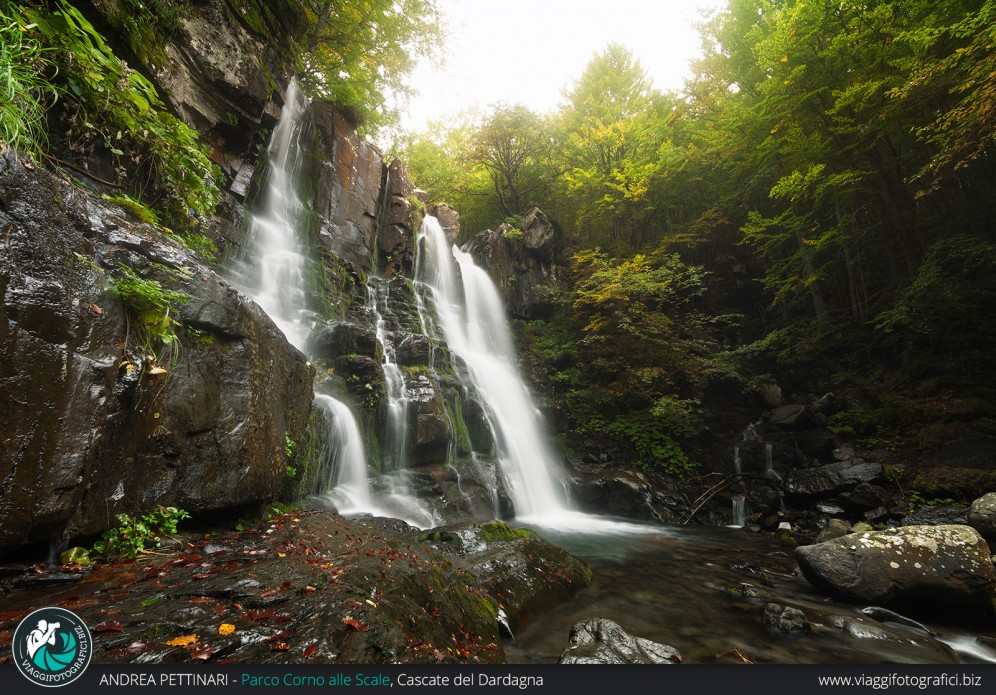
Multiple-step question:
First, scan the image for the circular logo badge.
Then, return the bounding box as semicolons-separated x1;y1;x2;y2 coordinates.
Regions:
12;607;92;687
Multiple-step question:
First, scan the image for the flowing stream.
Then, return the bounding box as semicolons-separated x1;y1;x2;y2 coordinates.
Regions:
233;79;314;352
506;525;996;664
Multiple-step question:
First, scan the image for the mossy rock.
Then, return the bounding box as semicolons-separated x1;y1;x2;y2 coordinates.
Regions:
478;520;534;543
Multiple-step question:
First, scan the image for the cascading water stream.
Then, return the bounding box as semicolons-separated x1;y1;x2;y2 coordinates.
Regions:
234;79;314;352
366;278;409;473
233;79;394;523
315;395;375;514
415;216;567;519
414;217;653;535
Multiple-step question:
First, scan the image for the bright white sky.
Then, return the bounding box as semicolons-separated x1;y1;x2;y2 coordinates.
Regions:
399;0;727;134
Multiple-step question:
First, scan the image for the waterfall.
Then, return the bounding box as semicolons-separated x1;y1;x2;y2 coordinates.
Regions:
233;79;392;523
235;79;314;352
731;444;746;527
315;395;374;513
415;216;568;520
367;278;409;473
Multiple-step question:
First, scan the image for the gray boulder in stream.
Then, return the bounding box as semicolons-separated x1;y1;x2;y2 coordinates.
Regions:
795;525;996;612
420;521;592;635
559;618;682;664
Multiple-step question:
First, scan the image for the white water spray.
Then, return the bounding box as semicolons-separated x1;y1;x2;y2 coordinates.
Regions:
315;395;374;514
235;79;314;352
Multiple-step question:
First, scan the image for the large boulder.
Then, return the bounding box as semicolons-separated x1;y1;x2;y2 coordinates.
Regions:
795;525;996;613
571;467;681;524
969;493;996;546
558;618;681;664
407;376;450;465
785;459;883;498
0;152;313;553
428;203;461;244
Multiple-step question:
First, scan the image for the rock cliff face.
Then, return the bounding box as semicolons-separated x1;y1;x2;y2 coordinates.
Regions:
91;0;306;166
0;152;313;553
464;207;570;320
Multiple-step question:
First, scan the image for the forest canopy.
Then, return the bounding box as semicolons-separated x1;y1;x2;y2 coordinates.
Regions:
400;0;996;466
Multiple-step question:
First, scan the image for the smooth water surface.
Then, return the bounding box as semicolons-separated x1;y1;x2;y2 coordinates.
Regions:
506;524;996;665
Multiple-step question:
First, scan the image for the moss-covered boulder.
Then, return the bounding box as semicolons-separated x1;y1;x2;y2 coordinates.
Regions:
422;521;592;634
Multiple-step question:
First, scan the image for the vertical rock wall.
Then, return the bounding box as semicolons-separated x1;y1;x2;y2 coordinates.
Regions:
0;152;314;554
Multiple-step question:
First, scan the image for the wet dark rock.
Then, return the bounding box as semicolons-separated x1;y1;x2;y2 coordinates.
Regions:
0;153;312;553
407;377;450;465
0;512;506;664
462;398;495;453
763;603;810;632
841;482;894;511
795;525;996;613
785;459;883;498
724;583;773;601
757;383;783;408
334;354;384;419
312;105;384;272
309;320;379;360
968;493;996;545
463;207;570;320
769;404;811;430
824;615;957;660
571;466;681;524
428;203;461;244
863;506;892;522
558;617;681;664
860;606;935;636
902;505;969;527
379;160;416;278
92;0;306;157
381;276;423;335
395;333;431;366
421;521;592;635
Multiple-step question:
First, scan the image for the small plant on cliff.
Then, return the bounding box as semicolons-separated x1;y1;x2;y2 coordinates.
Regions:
284;432;298;478
109;264;188;366
90;506;191;560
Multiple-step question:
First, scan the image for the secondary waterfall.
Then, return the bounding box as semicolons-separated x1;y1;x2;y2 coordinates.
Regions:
315;395;374;513
234;80;386;520
415;216;570;520
235;79;314;352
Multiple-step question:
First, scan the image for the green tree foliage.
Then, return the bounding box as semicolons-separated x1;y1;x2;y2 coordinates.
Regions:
470;103;550;217
402;0;996;456
564;249;730;476
557;44;667;250
299;0;442;130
